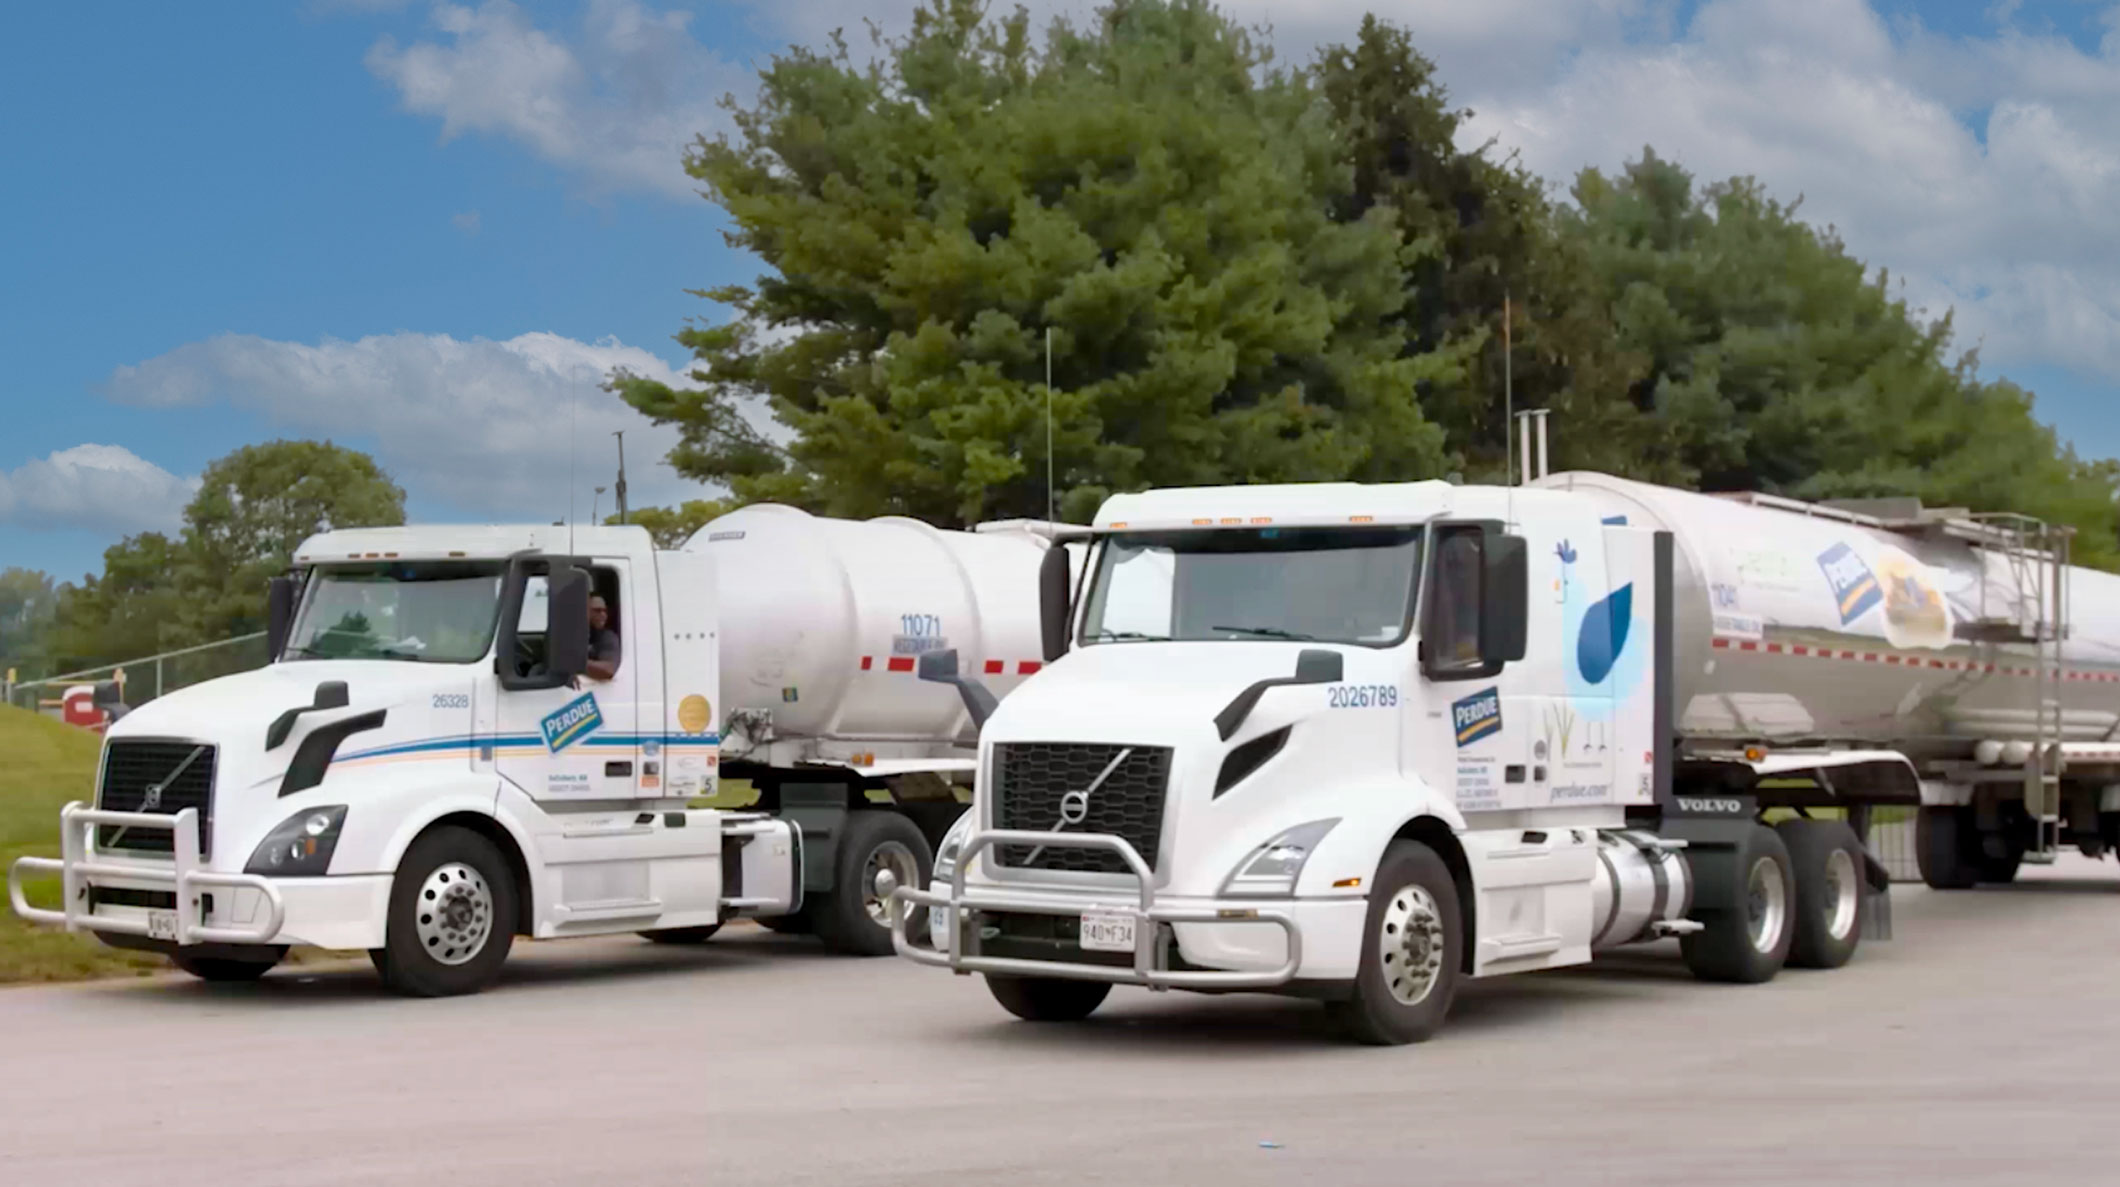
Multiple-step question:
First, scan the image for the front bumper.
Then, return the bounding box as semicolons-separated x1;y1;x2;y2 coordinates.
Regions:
885;827;1312;990
8;800;392;951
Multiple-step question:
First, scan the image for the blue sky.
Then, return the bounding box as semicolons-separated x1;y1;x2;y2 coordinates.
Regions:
4;0;2117;584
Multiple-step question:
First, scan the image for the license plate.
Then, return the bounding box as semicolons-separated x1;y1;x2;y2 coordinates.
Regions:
1078;910;1135;953
146;911;178;942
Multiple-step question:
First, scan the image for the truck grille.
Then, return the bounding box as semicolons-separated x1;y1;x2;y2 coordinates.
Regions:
992;742;1172;875
95;741;217;858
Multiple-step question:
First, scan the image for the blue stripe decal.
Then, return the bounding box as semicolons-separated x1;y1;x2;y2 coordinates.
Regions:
342;732;722;760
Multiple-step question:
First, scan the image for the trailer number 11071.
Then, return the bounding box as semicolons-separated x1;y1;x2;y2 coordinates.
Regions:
1328;684;1399;709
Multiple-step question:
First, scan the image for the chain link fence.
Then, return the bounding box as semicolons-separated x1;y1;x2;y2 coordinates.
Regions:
3;633;270;717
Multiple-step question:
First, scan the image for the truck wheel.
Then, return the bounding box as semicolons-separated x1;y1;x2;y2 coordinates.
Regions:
638;924;721;944
372;826;518;997
1325;839;1462;1046
1775;819;1864;969
170;953;279;982
1915;806;1980;890
985;974;1112;1022
1681;823;1795;983
813;811;932;957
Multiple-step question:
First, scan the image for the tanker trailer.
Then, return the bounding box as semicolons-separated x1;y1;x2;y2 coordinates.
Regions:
10;508;1073;994
1533;470;2120;886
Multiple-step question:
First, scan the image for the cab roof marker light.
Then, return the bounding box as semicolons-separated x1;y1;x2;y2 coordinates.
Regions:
1220;517;1242;525
1350;515;1374;523
1250;517;1272;524
1193;518;1213;525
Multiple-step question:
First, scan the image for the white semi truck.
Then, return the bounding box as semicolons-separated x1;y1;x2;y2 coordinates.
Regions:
886;467;2120;1043
9;505;1064;995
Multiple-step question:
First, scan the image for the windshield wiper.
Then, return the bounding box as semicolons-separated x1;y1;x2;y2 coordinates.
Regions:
1091;630;1170;642
1210;624;1318;641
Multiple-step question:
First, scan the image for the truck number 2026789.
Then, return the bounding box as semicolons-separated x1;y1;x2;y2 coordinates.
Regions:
1327;684;1399;709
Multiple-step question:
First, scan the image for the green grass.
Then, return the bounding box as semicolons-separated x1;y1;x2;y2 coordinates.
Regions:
0;706;166;984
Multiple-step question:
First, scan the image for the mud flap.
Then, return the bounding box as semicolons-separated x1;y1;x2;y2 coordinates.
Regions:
1860;848;1893;942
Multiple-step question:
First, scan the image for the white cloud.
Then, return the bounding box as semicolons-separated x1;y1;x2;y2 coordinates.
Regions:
0;445;197;535
1446;0;2120;385
102;331;724;522
365;0;751;198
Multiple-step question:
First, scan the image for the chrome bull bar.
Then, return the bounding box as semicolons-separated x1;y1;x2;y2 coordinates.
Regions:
882;828;1301;990
8;801;287;946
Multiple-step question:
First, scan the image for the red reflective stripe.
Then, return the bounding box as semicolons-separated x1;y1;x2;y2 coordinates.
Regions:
984;659;1005;675
1019;661;1042;675
887;656;915;673
859;656;873;671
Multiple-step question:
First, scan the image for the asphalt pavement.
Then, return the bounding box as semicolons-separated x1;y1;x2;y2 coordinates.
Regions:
5;859;2119;1186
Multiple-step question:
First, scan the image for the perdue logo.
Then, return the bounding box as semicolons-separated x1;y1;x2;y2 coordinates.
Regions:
541;692;603;753
1452;688;1502;747
1674;796;1744;815
1817;542;1882;625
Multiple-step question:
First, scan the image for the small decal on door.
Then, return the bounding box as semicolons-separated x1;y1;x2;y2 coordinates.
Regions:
1452;687;1502;748
541;692;604;753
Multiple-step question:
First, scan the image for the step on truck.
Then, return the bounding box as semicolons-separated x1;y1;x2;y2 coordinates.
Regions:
885;466;2120;1043
9;505;1066;995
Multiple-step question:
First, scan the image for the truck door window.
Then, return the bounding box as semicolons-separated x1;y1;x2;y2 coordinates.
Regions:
1424;527;1485;672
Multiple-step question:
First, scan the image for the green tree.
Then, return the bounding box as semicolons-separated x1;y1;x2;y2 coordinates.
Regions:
606;499;737;549
0;568;60;680
44;534;187;672
1564;148;2120;566
171;440;407;644
617;0;1464;526
1314;17;1651;482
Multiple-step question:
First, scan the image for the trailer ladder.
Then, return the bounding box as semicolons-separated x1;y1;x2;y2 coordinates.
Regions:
1958;512;2072;862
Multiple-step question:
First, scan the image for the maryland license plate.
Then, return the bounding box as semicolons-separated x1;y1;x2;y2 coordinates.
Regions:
1078;910;1136;953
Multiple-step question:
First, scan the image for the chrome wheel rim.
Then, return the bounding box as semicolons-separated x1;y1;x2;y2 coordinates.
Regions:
1746;856;1789;954
864;841;921;927
416;862;493;966
1823;848;1859;941
1378;884;1447;1006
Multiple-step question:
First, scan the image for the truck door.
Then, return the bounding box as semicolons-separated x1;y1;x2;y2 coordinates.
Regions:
492;558;642;801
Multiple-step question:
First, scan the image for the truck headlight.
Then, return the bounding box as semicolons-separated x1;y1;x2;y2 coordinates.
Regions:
1220;819;1339;898
932;806;975;883
245;806;348;876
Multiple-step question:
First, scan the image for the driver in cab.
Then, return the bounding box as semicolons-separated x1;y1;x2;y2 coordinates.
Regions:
586;594;621;682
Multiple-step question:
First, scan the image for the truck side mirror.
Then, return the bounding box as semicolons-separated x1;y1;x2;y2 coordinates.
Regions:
919;648;999;729
1481;531;1528;664
545;567;591;681
267;575;299;662
1039;545;1072;663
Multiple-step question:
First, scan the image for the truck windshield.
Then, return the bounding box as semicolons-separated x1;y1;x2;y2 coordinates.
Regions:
1078;526;1424;647
284;560;508;664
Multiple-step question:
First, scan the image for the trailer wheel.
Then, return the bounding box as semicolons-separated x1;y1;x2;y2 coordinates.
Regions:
372;826;518;997
170;953;279;982
813;811;932;956
1775;819;1864;969
985;974;1112;1022
1681;823;1795;984
1915;806;1980;890
638;924;721;944
1326;839;1462;1046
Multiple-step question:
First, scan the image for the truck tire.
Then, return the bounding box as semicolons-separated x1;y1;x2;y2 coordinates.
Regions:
1915;806;1980;890
1680;823;1795;984
638;924;722;944
1325;839;1462;1046
985;974;1112;1022
1775;819;1864;970
371;826;518;997
813;811;932;957
170;953;278;982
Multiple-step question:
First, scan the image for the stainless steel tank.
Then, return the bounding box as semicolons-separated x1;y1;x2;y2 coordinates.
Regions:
1532;471;2120;753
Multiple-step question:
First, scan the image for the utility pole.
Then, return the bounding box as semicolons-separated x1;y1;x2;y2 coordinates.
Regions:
611;431;629;525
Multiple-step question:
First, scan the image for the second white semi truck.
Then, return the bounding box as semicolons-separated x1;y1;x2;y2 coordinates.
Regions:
887;467;2120;1043
9;504;1066;995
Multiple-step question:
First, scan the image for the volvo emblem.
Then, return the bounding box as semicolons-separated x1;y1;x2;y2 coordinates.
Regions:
1056;790;1090;826
1023;746;1135;865
141;783;165;810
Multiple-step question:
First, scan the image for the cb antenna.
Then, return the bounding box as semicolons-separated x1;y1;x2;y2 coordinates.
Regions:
1045;326;1056;526
612;430;629;525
